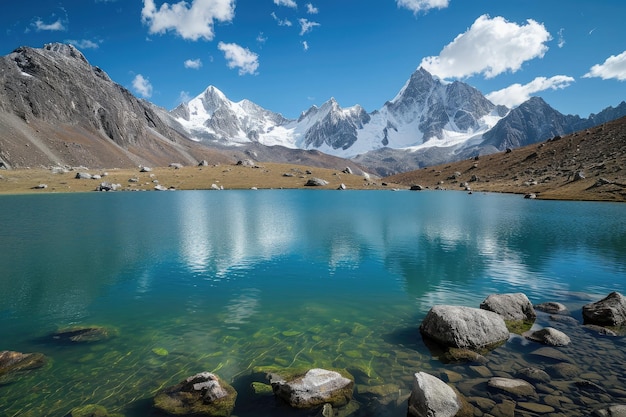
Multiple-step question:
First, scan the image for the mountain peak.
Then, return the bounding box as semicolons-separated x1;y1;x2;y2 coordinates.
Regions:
43;43;88;64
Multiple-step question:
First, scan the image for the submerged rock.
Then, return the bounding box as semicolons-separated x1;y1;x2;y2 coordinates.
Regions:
270;368;354;409
487;377;536;397
407;372;460;417
154;372;237;417
68;404;124;417
51;326;117;343
0;350;46;376
582;291;626;327
420;305;509;351
534;302;568;314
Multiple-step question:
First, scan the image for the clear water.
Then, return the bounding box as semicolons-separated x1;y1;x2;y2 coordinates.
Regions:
0;190;624;416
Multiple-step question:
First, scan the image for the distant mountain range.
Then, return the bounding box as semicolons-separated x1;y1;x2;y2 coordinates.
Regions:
1;43;625;175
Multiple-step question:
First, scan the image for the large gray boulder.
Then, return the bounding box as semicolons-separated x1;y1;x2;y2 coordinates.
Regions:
420;305;510;351
305;177;329;186
582;292;626;327
270;368;353;409
154;372;237;416
407;372;460;417
480;293;536;321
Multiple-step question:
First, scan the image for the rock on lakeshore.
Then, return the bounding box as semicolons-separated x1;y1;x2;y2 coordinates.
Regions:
420;305;510;351
407;372;460;417
582;292;626;327
480;293;537;322
524;327;571;346
154;372;237;417
270;368;354;409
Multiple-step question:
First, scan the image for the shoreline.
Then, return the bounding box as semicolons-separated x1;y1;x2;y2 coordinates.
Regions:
1;164;624;202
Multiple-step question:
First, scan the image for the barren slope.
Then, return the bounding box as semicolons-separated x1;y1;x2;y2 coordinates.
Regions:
385;116;626;202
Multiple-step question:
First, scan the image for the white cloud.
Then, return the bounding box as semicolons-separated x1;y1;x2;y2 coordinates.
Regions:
271;12;292;27
33;18;66;32
557;28;565;48
132;74;153;98
298;18;320;36
306;3;318;14
141;0;235;41
486;75;575;108
218;42;259;75
584;50;626;81
184;58;203;69
257;32;267;43
274;0;297;7
420;15;551;79
396;0;449;14
66;39;100;49
302;41;309;51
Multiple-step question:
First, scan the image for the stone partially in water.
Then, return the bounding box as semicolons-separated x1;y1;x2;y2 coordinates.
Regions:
0;350;46;376
420;305;509;351
270;368;354;409
154;372;237;417
407;372;460;417
480;293;537;323
582;292;626;327
524;327;571;346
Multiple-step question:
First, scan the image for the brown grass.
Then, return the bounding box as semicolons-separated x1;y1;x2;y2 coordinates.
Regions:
0;163;395;195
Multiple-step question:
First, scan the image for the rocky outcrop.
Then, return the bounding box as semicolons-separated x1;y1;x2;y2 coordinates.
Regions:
420;305;510;351
407;372;460;417
154;372;237;417
269;368;354;409
480;293;536;322
0;350;46;376
582;292;626;327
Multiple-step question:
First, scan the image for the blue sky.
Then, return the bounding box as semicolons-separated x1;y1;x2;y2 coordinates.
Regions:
2;0;625;119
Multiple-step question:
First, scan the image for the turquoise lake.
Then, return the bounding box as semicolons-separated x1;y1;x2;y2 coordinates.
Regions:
0;190;625;416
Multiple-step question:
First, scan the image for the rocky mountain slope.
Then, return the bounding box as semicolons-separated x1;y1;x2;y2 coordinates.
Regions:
0;43;234;169
0;43;360;172
385;116;626;202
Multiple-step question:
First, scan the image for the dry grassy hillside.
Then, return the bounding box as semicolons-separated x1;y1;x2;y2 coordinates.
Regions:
385;116;626;202
0;162;393;194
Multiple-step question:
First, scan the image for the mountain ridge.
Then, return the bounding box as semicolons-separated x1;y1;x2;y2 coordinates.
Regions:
1;43;625;176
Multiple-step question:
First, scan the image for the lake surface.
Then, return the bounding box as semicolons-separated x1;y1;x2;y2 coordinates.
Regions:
0;190;625;416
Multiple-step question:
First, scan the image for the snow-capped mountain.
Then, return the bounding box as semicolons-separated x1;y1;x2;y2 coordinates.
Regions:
172;67;509;160
170;67;626;175
171;85;289;144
